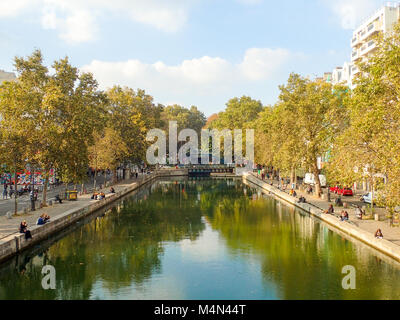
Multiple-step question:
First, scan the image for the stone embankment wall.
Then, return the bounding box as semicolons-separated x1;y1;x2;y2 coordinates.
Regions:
243;172;400;263
0;169;187;263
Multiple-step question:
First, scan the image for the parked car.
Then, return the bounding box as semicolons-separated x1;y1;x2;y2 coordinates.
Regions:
329;186;340;194
337;187;353;197
360;192;371;204
304;173;327;187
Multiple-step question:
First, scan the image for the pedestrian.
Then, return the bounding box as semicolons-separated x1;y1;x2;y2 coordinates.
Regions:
2;187;7;199
30;190;35;211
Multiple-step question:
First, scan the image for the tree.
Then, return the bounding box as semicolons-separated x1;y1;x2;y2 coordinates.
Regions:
0;52;46;212
7;50;107;204
271;74;349;197
209;96;264;130
161;104;206;135
0;83;32;214
106;86;158;166
328;23;400;210
90;127;129;184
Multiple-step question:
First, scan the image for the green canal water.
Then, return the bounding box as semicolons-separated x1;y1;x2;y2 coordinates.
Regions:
1;177;400;300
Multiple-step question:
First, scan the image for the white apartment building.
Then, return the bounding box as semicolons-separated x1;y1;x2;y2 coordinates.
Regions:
329;3;400;88
331;62;352;86
351;2;400;80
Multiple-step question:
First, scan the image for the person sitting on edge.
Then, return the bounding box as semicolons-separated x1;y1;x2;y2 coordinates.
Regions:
325;204;334;215
298;196;306;203
44;214;50;223
37;214;46;225
99;192;105;200
355;206;363;220
19;220;32;240
110;187;115;193
91;192;98;200
55;194;63;204
340;210;349;221
375;229;383;239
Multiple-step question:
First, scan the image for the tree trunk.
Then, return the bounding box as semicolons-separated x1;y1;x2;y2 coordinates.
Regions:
14;168;18;215
313;159;322;198
290;166;296;186
42;174;49;207
371;176;375;214
93;168;97;190
113;168;117;184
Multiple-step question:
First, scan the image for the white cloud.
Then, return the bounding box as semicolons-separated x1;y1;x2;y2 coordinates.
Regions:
324;0;383;29
239;48;291;80
0;0;195;43
60;10;98;44
41;9;58;30
80;47;293;112
0;0;35;17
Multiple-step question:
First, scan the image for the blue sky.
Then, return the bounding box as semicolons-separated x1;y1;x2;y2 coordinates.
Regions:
0;0;389;116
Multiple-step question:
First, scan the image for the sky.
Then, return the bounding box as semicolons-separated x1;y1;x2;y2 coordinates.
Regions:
0;0;392;116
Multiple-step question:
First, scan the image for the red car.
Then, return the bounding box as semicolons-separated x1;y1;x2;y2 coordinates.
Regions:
329;186;340;194
337;188;354;196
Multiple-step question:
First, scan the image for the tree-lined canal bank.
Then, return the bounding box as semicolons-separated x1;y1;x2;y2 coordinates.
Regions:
1;178;400;300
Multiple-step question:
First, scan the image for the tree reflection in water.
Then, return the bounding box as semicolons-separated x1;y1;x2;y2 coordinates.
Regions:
0;178;400;300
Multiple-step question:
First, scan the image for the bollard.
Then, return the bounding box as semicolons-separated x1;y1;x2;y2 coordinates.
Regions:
23;207;28;214
6;211;12;219
48;200;53;206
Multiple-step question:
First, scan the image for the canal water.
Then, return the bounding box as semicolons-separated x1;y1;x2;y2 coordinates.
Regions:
1;178;400;300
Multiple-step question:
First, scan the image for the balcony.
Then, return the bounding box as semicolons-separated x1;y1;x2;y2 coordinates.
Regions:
351;50;359;62
351;36;362;48
361;40;377;55
360;21;381;42
351;65;361;76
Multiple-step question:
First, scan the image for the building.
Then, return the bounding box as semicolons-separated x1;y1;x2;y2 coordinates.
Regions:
0;70;16;84
350;2;400;82
328;3;400;89
323;72;332;83
331;62;352;87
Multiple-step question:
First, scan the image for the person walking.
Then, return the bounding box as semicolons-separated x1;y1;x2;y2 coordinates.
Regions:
2;184;8;200
30;190;36;211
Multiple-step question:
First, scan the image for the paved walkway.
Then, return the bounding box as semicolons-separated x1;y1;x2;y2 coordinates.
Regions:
0;174;113;217
0;175;146;241
259;176;400;246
